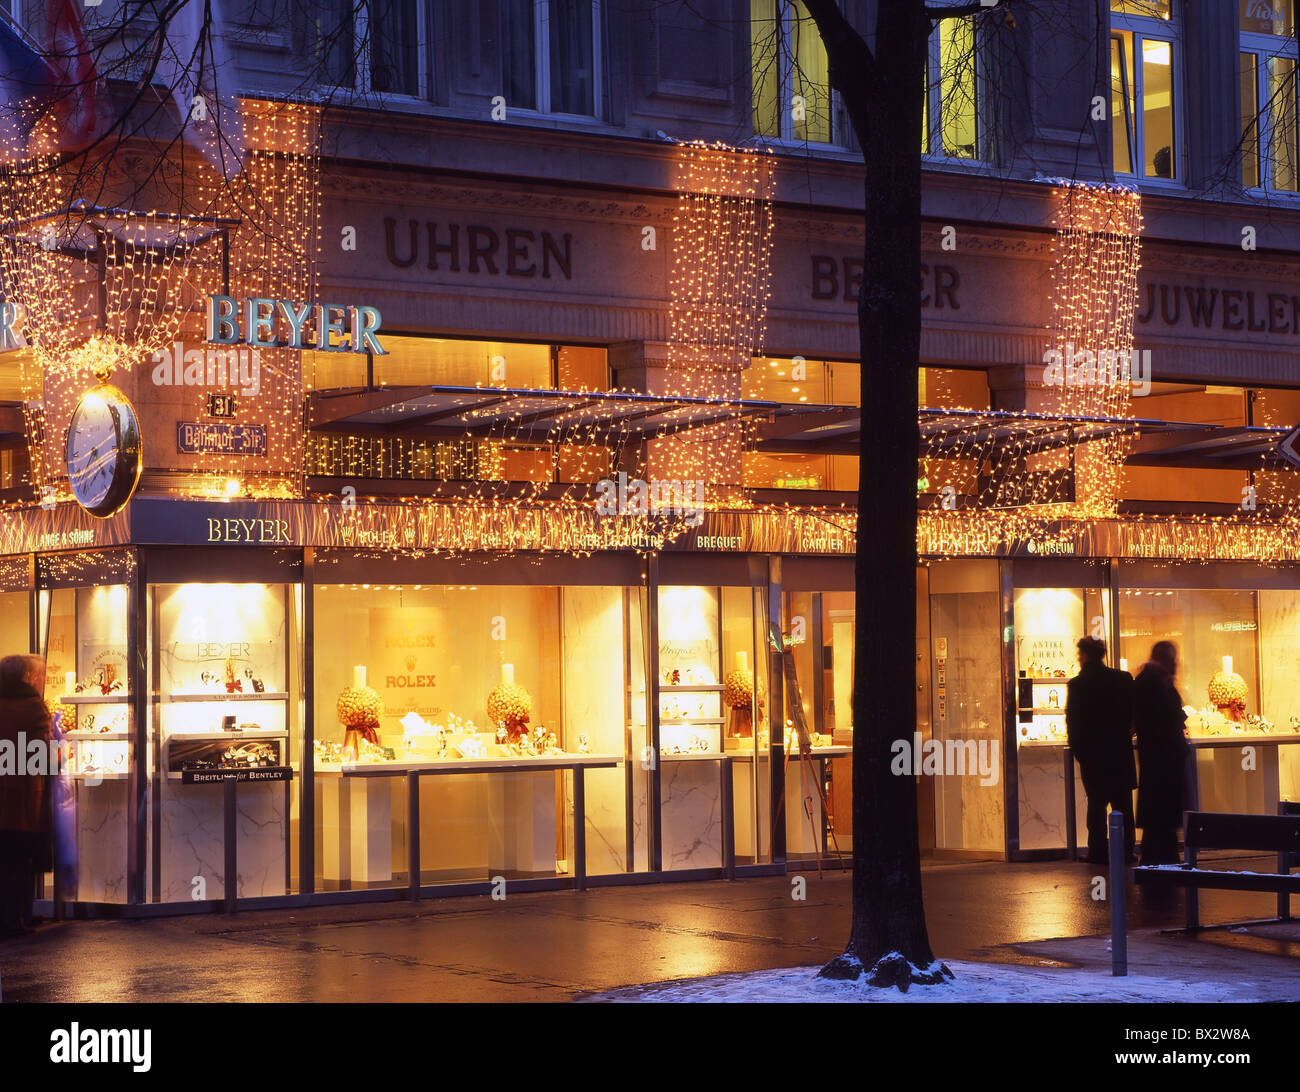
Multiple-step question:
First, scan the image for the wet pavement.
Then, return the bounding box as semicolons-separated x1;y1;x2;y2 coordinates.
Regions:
0;856;1295;1002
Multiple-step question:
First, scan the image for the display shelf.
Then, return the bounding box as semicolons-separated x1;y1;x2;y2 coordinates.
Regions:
660;717;724;726
71;770;129;781
314;753;623;775
65;730;129;741
161;691;289;703
62;693;130;705
164;729;288;741
659;684;723;693
1021;707;1066;715
659;751;725;761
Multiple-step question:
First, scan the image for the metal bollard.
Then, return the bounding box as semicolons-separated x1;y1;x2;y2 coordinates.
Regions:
1109;809;1127;977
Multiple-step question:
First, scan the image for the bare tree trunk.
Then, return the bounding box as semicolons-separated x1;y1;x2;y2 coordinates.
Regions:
804;0;949;988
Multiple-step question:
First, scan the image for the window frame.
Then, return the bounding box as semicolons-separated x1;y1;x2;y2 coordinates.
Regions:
1239;9;1299;195
321;0;430;101
751;0;843;150
923;13;986;163
505;0;604;122
1109;3;1184;186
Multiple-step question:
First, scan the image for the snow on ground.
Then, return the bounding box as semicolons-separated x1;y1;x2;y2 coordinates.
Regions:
601;961;1300;1003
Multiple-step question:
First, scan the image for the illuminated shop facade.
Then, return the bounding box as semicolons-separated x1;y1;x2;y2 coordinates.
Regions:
6;0;1300;917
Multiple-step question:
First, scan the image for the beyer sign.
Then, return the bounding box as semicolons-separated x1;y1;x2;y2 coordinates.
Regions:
205;295;388;354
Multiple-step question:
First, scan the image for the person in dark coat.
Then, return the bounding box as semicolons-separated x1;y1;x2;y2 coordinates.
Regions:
1066;636;1136;863
0;654;52;936
1132;641;1190;866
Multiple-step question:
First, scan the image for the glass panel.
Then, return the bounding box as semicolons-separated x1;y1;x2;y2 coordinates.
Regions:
1111;33;1135;174
1111;0;1172;17
790;1;832;142
1141;36;1175;177
373;335;554;388
1242;51;1261;187
549;0;596;115
151;583;293;902
928;561;1004;854
1269;55;1298;191
501;0;538;111
1118;588;1260;732
1240;0;1295;35
42;586;131;903
750;0;781;137
939;17;978;158
655;585;767;868
319;0;357;88
370;0;420;96
312;583;627;887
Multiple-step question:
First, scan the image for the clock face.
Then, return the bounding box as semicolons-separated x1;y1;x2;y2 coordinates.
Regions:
65;384;143;518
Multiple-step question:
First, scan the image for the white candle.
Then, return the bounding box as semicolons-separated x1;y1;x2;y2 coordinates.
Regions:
736;651;748;673
65;671;75;696
353;665;367;688
502;663;515;686
1222;655;1233;676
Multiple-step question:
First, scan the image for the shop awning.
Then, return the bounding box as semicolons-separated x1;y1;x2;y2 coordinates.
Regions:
307;385;850;440
308;389;1299;471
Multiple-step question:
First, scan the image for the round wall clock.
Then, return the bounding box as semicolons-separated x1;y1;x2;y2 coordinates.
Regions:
65;383;143;517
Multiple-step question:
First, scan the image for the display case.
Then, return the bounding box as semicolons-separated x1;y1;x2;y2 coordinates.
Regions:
38;577;134;902
149;581;297;903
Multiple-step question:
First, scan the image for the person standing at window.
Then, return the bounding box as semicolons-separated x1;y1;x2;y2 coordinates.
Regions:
1132;640;1191;865
1066;636;1136;864
0;654;52;937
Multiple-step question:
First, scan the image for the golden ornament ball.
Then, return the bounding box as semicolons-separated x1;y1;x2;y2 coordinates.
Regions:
1207;670;1248;707
337;684;383;728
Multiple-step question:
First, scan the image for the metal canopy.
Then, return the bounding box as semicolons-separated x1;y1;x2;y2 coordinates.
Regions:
307;384;849;441
307;386;1298;471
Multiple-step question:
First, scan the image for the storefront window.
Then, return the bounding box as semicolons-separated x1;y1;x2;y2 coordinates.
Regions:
928;560;1003;854
742;356;859;492
311;579;634;887
148;582;300;903
1119;587;1261;725
655;583;770;866
41;584;131;903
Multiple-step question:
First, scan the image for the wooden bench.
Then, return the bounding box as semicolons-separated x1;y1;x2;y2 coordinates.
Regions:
1132;808;1300;931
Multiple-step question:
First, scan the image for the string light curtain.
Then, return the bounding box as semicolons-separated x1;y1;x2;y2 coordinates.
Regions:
657;140;775;505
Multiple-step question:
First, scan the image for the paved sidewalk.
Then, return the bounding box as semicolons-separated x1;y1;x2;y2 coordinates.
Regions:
0;859;1294;1002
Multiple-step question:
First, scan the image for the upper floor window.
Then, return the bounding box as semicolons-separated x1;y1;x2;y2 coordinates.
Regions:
751;0;837;145
1110;0;1179;180
923;14;980;159
500;0;601;117
321;0;424;97
1240;0;1298;191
